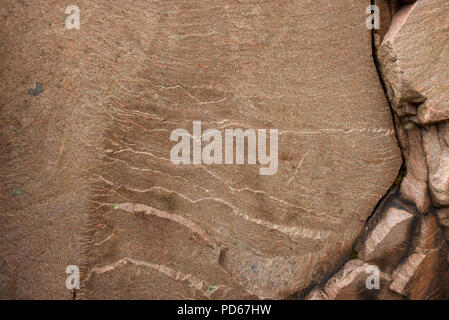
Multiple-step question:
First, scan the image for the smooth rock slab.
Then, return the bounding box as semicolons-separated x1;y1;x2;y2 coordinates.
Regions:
80;0;401;299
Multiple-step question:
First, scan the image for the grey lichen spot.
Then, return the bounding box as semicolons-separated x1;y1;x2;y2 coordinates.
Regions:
28;82;43;96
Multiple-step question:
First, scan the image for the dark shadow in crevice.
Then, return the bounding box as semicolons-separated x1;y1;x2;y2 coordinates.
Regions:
352;0;408;249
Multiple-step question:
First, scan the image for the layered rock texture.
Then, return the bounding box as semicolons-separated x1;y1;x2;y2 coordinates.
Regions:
0;0;447;300
79;0;401;299
307;0;449;300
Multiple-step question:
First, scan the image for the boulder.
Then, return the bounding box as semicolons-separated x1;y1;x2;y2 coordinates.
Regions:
378;0;449;124
355;204;415;270
389;214;449;299
307;259;402;300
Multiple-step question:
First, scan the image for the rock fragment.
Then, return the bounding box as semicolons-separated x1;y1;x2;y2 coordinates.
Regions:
399;128;431;213
436;207;449;243
378;0;449;124
305;288;329;300
422;123;449;207
356;204;414;270
315;259;401;300
389;213;449;299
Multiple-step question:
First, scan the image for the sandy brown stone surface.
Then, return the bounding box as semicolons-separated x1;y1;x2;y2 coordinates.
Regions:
79;0;401;299
309;0;449;300
1;0;448;300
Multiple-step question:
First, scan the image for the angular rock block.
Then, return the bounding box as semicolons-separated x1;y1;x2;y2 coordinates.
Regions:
378;0;449;124
306;259;402;300
356;205;414;269
422;123;449;207
389;249;449;299
389;213;449;299
399;128;431;213
377;0;449;214
305;288;329;300
436;207;449;243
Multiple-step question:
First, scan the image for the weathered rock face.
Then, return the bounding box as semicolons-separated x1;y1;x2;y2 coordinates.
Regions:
399;127;432;213
309;0;449;300
2;0;448;300
0;0;403;299
389;213;449;299
378;0;449;125
377;0;449;217
377;0;449;216
422;123;449;207
306;259;402;300
0;1;103;299
80;0;402;299
437;208;449;243
355;204;414;271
